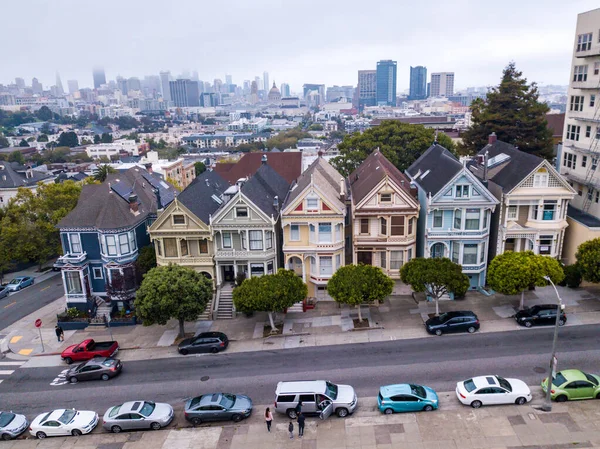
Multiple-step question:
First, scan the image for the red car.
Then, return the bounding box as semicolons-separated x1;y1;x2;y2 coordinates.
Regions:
61;339;119;364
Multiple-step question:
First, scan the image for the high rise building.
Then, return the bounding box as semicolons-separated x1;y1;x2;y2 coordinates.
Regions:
409;66;427;100
32;77;43;94
226;74;233;85
327;85;355;102
302;84;325;106
263;72;269;94
169;79;200;107
357;70;376;110
280;83;291;97
127;77;141;92
55;72;64;95
160;71;171;104
250;81;259;104
376;60;397;106
67;80;79;94
15;77;25;89
93;67;106;89
116;76;128;95
430;72;455;97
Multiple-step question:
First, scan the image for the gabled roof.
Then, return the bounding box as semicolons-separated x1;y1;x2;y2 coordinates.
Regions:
405;144;462;196
213;152;302;185
177;170;230;224
284;157;344;211
241;162;290;217
349;149;416;203
58;167;177;230
0;161;53;189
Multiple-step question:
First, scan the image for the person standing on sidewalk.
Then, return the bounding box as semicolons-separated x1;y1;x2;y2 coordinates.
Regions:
265;407;273;432
288;421;294;439
297;412;305;438
295;400;302;416
55;325;63;342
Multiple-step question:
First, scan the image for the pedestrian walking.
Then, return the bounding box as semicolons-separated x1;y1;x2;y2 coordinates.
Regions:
55;325;63;343
59;327;64;342
265;407;273;432
297;412;305;438
288;421;294;439
295;400;302;415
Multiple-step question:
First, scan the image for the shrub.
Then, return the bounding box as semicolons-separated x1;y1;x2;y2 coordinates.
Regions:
559;264;582;289
66;307;86;318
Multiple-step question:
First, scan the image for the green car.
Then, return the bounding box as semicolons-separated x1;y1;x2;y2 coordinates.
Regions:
541;369;600;402
377;384;438;414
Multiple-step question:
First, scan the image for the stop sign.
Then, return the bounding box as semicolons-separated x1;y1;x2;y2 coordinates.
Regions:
35;319;42;328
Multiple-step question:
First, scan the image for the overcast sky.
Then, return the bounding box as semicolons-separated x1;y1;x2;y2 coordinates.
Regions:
2;0;599;93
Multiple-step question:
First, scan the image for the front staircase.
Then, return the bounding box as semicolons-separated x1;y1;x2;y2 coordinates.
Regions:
287;301;304;313
198;296;214;321
216;284;234;319
90;296;111;326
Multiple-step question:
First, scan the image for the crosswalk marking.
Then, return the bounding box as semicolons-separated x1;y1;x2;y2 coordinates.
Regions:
18;349;33;356
0;370;15;375
0;361;25;366
9;336;22;343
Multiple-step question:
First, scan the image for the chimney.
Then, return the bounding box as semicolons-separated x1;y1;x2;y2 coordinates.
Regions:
339;177;346;200
145;163;153;174
261;154;268;165
273;195;279;211
488;132;497;144
317;150;323;158
483;150;489;186
128;194;139;214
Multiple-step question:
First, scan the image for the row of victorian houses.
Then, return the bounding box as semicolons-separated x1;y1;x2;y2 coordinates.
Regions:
55;133;576;318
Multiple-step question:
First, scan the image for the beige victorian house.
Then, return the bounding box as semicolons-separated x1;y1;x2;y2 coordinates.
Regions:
349;150;420;278
281;156;347;298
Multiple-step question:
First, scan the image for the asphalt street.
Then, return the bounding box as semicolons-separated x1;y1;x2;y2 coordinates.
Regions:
0;324;599;418
0;274;63;331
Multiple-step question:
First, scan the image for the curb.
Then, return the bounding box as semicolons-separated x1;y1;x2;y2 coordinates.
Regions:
265;332;311;341
350;326;385;332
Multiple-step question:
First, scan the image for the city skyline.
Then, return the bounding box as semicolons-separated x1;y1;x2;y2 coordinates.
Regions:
1;0;598;92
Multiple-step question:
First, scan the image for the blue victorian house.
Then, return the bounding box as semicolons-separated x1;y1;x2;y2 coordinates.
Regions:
55;167;176;311
406;144;498;292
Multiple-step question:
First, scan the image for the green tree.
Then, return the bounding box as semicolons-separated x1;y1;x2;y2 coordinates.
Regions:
194;161;206;175
575;238;600;283
265;129;311;150
18;139;29;147
233;269;307;331
134;264;213;338
57;131;79;147
487;251;564;309
8;151;24;164
459;62;554;159
0;234;16;284
166;176;182;191
0;135;9;148
37;134;48;142
331;120;457;177
35;106;53;122
135;245;157;276
101;132;113;143
93;164;116;182
558;264;582;289
400;258;469;316
309;123;324;131
327;264;394;322
93;134;101;144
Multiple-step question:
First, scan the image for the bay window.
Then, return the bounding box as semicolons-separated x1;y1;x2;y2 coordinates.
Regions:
249;230;263;250
480;242;486;263
266;231;273;249
241;231;246;249
539;236;553;255
542;201;556;220
408;217;414;235
179;239;188;256
319;257;333;276
222;232;232;248
452;243;459;263
335;224;342;241
380;217;387;235
64;271;83;294
433;210;443;228
360;219;369;234
164;238;177;257
318;223;332;243
119;233;130;254
391;216;405;235
390;251;403;270
454;209;462;229
290;224;300;241
199;239;208;253
250;263;265;276
106;235;117;255
462;244;478;265
465;209;480;230
309;224;316;242
380;251;387;269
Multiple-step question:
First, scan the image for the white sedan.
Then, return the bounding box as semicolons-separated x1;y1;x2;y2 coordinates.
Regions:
29;409;98;439
456;375;532;408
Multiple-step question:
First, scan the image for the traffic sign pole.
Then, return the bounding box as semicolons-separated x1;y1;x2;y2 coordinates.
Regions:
35;319;44;353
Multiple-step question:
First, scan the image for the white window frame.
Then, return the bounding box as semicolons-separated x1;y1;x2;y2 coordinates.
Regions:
319;256;333;276
105;235;117;256
573;65;588;82
455;185;469;198
577;32;593;51
235;207;248;218
265;231;273;249
336;253;342;269
453;209;462;229
432;210;443;228
172;214;186;225
389;250;403;270
507;206;517;220
335;223;342;242
533;173;549;187
290;224;300;241
92;267;103;279
119;233;130;255
380;193;392;203
69;233;82;254
462;244;478;265
318;223;332;243
222;232;232;248
567;125;580;141
306;197;319;211
249;230;263;250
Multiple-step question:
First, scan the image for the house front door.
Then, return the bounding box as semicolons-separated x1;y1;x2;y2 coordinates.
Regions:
223;265;235;282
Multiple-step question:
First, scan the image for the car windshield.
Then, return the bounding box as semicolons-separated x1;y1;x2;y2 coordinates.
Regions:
108;406;121;418
101;359;115;367
583;372;598;386
438;313;450;323
0;412;15;427
58;410;77;425
325;381;338;400
75;362;86;372
410;384;426;398
139;402;155;417
497;377;512;392
220;394;235;408
464;379;477;392
8;279;19;285
189;397;202;409
552;372;567;387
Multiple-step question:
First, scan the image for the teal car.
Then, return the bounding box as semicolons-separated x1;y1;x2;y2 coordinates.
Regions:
377;384;439;414
541;369;600;402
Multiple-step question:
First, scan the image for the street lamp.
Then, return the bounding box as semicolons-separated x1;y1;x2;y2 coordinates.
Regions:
541;275;564;412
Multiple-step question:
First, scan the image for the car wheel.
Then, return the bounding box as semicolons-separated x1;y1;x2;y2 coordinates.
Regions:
211;347;219;354
1;433;12;441
231;414;243;423
596;392;600;399
515;397;527;405
101;374;110;381
150;422;161;431
36;432;47;439
558;319;565;326
524;321;532;328
180;349;188;356
71;429;82;436
467;326;476;333
191;417;202;426
555;395;568;403
435;329;443;336
286;409;297;419
470;400;482;409
336;408;349;418
384;408;393;415
69;377;78;384
64;357;73;365
111;425;122;433
423;405;434;412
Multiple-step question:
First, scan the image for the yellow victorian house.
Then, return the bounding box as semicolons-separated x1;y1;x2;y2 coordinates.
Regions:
281;156;347;298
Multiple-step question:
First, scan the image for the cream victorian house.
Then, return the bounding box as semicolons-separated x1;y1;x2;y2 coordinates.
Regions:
281;156;347;298
349;150;420;278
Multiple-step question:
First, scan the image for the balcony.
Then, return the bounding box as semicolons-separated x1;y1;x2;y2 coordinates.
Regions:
307;240;344;251
427;229;488;238
567;113;600;123
214;248;276;261
462;263;487;272
571;79;599;90
564;171;600;189
55;252;88;266
157;255;214;266
575;47;600;58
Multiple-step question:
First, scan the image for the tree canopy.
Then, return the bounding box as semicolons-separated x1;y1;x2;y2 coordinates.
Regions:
459;62;554;159
93;164;116;182
8;151;24;164
400;258;469;315
265;129;311;150
575;238;600;283
194;161;206;175
233;269;307;331
134;264;213;338
331;120;457;177
0;135;9;148
57;131;79;147
35;106;53;122
327;264;394;322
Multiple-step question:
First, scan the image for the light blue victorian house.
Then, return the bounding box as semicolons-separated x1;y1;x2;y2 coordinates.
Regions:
406;144;498;292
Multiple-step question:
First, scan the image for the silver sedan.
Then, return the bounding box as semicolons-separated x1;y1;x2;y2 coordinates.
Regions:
102;401;173;433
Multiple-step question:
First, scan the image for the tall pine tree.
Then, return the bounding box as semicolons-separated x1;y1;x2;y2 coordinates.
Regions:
459;62;554;159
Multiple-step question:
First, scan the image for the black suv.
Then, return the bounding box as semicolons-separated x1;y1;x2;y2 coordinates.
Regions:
425;311;480;336
515;304;566;328
178;332;229;355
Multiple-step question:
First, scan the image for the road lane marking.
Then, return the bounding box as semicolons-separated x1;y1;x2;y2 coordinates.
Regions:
40;286;51;292
18;349;33;355
0;380;3;384
0;370;15;375
9;336;22;343
0;361;24;366
3;302;16;309
50;369;69;386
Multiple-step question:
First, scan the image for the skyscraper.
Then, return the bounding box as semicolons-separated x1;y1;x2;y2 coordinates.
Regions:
430;72;455;97
226;74;233;85
280;83;291;97
93;67;106;89
409;66;427;100
32;78;43;94
376;60;397;106
357;70;377;110
127;77;141;92
55;72;64;95
15;78;25;89
67;80;79;94
160;71;171;104
263;72;269;94
169;79;200;107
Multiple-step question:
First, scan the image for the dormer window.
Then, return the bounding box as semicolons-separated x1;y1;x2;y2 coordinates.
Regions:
380;193;392;203
455;185;469;198
533;173;548;187
235;207;248;218
173;214;185;225
306;197;319;211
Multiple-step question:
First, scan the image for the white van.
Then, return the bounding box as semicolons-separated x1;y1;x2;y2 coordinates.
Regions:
274;380;358;419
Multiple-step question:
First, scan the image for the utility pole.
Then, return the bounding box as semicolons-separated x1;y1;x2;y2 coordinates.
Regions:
541;276;563;412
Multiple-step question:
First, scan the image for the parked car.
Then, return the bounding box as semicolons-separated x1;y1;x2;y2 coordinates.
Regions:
0;286;9;300
515;304;566;328
178;332;229;355
102;401;174;433
274;380;358;419
29;409;98;439
6;276;34;292
425;311;480;336
0;411;28;441
184;393;252;425
456;375;532;408
377;384;438;414
61;339;119;364
541;369;600;402
65;357;122;383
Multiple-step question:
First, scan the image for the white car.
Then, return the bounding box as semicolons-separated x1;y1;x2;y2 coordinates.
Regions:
456;375;532;408
0;411;28;440
29;409;98;439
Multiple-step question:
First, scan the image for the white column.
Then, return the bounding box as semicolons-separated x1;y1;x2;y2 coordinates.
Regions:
215;264;221;286
302;259;306;282
80;269;86;298
233;263;238;279
262;230;266;251
61;271;68;297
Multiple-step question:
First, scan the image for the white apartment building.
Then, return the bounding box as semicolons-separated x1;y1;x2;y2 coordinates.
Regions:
86;139;139;159
430;72;455;97
560;7;600;264
227;117;268;132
